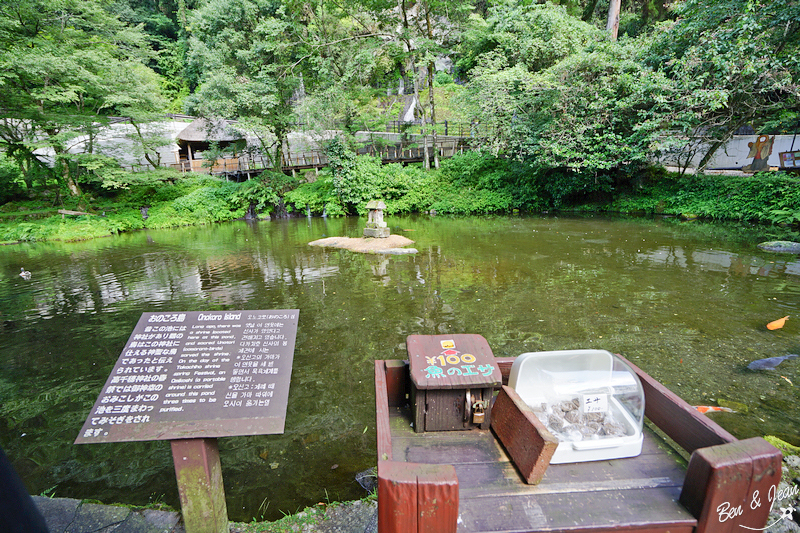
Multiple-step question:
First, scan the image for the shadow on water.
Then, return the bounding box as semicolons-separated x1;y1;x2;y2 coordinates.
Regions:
1;214;799;521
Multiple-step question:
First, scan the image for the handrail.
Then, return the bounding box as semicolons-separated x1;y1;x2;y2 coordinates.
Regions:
154;137;472;175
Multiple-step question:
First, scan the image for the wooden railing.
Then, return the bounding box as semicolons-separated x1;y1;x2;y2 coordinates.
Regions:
164;137;473;177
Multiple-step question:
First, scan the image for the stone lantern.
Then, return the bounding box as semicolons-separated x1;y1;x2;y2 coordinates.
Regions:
363;200;390;238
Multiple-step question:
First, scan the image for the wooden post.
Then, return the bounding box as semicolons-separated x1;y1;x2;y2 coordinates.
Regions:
378;461;458;533
491;386;558;484
171;438;229;533
680;437;782;533
417;464;459;532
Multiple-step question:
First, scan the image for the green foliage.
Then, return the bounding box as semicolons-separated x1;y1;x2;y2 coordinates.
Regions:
0;173;279;241
427;181;514;215
284;151;548;217
184;0;301;166
105;210;148;233
440;151;507;189
459;53;536;156
383;165;436;215
0;153;25;203
169;181;246;222
439;152;546;211
325;138;362;210
645;0;800;166
462;36;677;206
536;168;614;208
65;153;132;193
422;152;545;214
284;174;344;216
602;171;800;225
0;0;165;195
674;173;800;223
434;72;454;86
0;207;149;242
300;145;434;215
140;178;248;228
1;222;49;243
101;168;181;199
525;40;677;175
1;0;799;237
457;1;602;76
230;179;276;212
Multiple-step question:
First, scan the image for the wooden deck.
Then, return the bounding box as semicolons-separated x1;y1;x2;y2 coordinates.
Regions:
388;404;694;532
375;355;783;533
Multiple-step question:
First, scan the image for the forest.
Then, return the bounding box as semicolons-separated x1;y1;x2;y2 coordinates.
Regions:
1;0;799;241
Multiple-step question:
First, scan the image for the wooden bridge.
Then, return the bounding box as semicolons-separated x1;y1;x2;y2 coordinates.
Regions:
163;136;473;179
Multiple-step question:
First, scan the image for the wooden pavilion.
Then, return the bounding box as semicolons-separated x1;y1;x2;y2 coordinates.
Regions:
175;118;246;173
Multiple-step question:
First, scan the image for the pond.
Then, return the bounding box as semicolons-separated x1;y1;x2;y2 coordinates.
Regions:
1;214;799;522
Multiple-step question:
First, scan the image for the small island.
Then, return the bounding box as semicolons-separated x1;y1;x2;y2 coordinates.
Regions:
308;235;418;255
309;200;418;254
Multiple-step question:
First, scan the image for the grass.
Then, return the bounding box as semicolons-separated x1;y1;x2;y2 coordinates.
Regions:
229;492;377;533
233;505;328;533
764;435;800;481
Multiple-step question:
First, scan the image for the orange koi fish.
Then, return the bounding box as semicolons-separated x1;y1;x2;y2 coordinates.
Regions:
693;406;736;414
766;316;789;330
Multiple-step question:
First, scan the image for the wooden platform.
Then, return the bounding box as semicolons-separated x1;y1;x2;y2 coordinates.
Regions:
389;404;694;532
375;355;783;533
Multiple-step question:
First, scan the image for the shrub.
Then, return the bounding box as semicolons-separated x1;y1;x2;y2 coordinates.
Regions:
227;179;279;216
284;173;343;216
0;154;25;203
437;152;547;212
434;72;454;86
170;182;245;222
604;171;800;224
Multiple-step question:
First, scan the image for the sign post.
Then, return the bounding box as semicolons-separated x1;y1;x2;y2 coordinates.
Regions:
76;310;299;533
171;438;227;533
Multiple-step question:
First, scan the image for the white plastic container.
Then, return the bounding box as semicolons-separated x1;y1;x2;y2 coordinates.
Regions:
507;350;644;464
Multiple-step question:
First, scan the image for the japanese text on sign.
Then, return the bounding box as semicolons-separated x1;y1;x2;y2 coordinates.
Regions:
581;393;609;414
419;339;496;379
75;310;298;443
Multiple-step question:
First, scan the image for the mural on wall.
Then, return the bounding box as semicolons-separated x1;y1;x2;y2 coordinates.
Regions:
742;134;775;172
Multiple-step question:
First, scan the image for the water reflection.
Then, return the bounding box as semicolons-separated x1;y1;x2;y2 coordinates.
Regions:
639;246;800;277
1;215;798;521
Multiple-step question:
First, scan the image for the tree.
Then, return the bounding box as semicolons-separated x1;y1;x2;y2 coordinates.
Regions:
0;0;164;196
524;41;677;176
102;63;170;170
185;0;303;169
462;37;678;205
109;0;198;108
457;1;602;76
459;52;537;156
646;0;800;170
606;0;621;40
337;0;469;169
285;0;395;136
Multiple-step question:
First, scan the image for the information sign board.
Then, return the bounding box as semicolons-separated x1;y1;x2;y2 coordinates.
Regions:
75;310;298;444
780;150;800;168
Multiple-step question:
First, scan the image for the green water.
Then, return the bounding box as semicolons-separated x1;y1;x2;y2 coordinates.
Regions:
1;214;798;521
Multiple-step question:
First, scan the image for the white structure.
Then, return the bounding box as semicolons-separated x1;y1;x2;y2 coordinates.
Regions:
660;134;800;171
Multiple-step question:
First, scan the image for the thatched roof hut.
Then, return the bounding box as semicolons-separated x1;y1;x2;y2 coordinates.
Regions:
176;118;245;161
177;118;243;143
